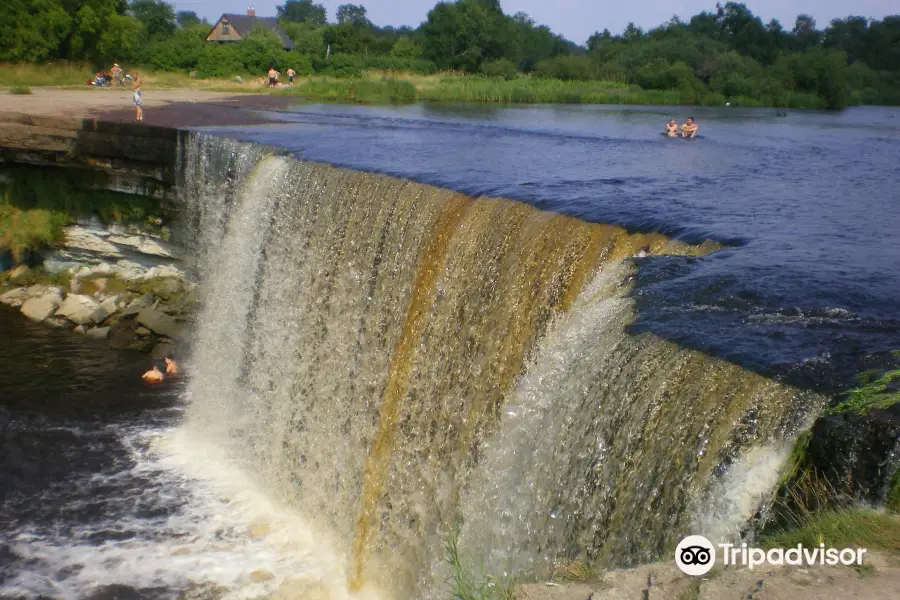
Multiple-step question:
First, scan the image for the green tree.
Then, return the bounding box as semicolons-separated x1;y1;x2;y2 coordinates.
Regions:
175;10;201;28
0;0;72;61
277;0;327;26
791;14;820;50
282;21;326;56
128;0;175;39
420;0;516;72
390;36;422;59
336;4;370;26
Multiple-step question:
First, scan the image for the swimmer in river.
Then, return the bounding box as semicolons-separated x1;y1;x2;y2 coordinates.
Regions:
665;119;678;137
164;357;179;376
142;363;164;383
681;117;698;138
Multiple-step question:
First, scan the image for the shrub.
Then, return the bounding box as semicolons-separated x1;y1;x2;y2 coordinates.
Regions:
9;85;31;95
313;54;363;78
534;56;597;81
480;59;518;80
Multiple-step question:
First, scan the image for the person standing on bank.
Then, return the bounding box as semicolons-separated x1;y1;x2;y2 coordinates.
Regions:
132;73;143;121
287;67;296;84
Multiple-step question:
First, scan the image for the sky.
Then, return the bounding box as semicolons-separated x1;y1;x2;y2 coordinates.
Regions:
173;0;898;45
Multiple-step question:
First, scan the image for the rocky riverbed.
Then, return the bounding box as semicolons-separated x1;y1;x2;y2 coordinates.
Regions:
0;216;194;359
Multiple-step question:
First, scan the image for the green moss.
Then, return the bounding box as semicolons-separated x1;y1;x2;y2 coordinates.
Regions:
0;205;68;261
761;508;900;554
0;266;71;289
827;369;900;416
1;165;162;225
0;165;166;259
777;430;813;489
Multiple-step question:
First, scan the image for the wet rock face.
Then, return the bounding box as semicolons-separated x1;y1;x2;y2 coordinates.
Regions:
805;403;900;507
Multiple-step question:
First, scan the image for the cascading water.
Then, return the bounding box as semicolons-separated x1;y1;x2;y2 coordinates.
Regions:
177;132;824;599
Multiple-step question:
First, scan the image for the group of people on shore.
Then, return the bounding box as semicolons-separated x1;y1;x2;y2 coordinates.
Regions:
666;117;699;138
267;66;297;87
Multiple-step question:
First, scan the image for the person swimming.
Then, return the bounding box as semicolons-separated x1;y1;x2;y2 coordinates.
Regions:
141;362;164;383
681;117;699;138
141;357;178;383
164;357;179;376
665;119;678;137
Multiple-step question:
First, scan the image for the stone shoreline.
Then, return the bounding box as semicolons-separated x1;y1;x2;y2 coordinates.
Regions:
1;216;194;358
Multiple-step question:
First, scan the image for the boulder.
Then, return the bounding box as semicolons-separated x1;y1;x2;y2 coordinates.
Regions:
21;294;61;322
8;265;29;280
44;317;68;328
805;404;900;507
108;317;138;349
151;342;176;360
114;260;146;281
73;325;87;335
142;265;187;281
108;235;180;259
63;225;122;259
0;288;29;307
26;285;48;298
90;296;120;324
136;308;181;338
86;326;110;340
120;293;156;316
151;278;183;300
55;294;100;326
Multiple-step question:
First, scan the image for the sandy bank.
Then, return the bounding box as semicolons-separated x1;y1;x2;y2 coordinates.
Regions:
0;88;297;127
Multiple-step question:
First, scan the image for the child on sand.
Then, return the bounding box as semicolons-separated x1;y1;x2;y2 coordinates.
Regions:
132;74;143;121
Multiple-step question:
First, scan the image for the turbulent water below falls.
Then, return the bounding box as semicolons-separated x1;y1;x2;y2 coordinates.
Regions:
172;134;823;598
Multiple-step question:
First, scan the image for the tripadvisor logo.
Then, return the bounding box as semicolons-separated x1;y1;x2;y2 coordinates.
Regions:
675;534;868;576
675;535;716;576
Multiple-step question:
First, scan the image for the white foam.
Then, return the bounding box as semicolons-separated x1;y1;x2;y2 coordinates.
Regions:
2;421;381;600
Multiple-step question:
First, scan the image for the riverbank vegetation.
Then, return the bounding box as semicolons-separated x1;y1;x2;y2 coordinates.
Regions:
0;167;159;263
1;1;899;108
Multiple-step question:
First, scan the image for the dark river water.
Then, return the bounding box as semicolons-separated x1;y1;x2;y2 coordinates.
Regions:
204;103;900;390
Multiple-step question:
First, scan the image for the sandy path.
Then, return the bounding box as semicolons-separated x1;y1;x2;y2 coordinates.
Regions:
0;88;299;127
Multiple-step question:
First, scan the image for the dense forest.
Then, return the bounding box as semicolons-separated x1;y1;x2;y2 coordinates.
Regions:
2;0;899;107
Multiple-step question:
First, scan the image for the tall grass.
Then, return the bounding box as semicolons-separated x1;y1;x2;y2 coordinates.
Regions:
444;533;513;600
275;77;417;103
0;62;94;87
762;508;900;554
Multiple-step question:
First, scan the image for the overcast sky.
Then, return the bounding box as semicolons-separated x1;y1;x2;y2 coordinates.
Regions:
174;0;898;45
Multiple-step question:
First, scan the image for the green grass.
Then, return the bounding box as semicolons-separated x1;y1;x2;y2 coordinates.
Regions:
761;508;900;554
275;77;418;103
8;85;31;95
0;62;838;108
0;62;94;87
888;472;900;513
776;430;813;490
0;165;166;260
0;205;67;262
445;533;513;600
678;579;701;600
827;369;900;416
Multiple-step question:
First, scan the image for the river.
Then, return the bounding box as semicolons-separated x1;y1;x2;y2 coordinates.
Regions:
207;103;900;388
2;103;899;599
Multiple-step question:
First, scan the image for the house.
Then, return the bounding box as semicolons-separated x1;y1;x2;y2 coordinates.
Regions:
206;7;295;51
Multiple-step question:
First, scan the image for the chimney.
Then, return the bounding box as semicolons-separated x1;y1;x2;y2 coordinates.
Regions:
247;6;256;16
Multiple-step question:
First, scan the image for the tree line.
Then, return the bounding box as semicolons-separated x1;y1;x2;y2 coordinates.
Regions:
1;0;898;108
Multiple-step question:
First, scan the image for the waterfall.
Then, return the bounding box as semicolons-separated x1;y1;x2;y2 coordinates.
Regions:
178;133;824;598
